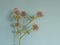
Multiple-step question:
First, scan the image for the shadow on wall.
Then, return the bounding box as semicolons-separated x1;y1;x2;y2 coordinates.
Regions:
7;11;17;45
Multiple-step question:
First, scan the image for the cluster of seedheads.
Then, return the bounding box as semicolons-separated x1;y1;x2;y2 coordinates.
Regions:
11;8;44;45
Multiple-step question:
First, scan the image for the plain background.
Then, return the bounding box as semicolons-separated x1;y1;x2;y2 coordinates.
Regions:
0;0;60;45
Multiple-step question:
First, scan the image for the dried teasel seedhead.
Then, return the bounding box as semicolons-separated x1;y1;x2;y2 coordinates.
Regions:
32;24;39;30
21;10;27;18
13;8;20;15
12;23;20;27
36;11;44;18
12;8;21;21
15;23;20;27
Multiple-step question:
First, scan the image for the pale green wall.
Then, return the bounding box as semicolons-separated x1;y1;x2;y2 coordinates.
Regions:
0;0;60;45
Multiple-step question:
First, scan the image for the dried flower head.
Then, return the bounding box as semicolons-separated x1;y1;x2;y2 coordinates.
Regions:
21;10;26;18
15;23;20;27
36;11;44;18
13;8;20;15
32;24;39;30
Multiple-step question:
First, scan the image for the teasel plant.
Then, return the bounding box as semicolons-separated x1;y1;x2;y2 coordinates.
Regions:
11;8;44;45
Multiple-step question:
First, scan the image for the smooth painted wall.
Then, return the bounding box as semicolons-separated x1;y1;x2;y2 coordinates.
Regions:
0;0;60;45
